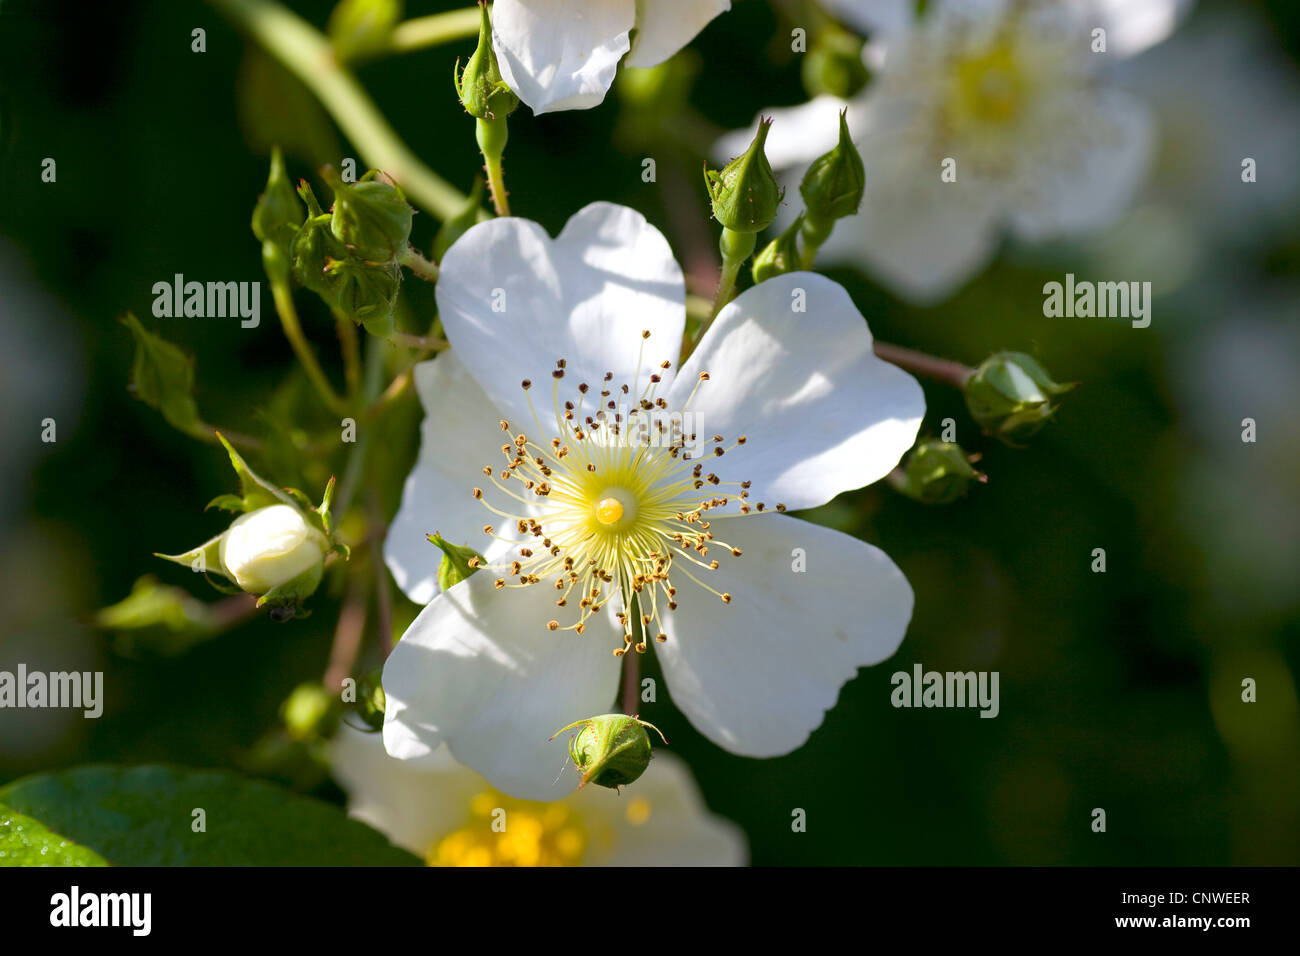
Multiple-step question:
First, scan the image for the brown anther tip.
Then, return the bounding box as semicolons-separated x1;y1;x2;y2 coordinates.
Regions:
776;503;787;512
468;557;481;568
557;358;567;369
699;371;710;380
547;620;559;631
641;330;651;339
613;647;626;657
731;548;742;556
552;369;565;379
473;488;483;498
635;642;647;654
521;379;531;389
721;593;732;604
655;633;667;643
494;579;506;589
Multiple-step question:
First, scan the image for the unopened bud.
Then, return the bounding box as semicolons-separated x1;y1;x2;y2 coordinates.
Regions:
964;351;1080;446
550;713;666;790
705;118;784;234
800;110;864;228
454;2;519;120
890;439;985;504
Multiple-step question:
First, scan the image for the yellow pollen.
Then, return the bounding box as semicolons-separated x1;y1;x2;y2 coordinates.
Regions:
595;496;624;526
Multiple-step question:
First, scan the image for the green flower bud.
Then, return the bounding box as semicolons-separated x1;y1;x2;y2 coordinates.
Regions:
802;25;871;100
454;2;519;120
963;351;1080;447
325;257;401;337
800;110;865;227
251;146;304;257
890;439;985;505
290;184;348;298
326;168;414;263
550;714;666;791
752;213;804;283
427;532;485;590
281;682;337;741
705;118;784;234
432;174;485;261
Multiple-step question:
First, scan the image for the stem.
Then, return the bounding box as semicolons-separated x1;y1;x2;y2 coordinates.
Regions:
399;244;440;283
271;280;348;414
386;7;482;56
211;0;477;222
368;491;394;659
709;228;756;321
476;116;511;217
336;335;389;515
324;571;369;693
334;309;363;399
389;331;449;351
798;214;833;270
621;650;639;716
873;341;974;388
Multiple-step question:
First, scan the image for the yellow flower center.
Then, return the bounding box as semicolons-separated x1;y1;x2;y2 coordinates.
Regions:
595;496;624;525
470;335;786;654
427;792;588;867
948;39;1027;126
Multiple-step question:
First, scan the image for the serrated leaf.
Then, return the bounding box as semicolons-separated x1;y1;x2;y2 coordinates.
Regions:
0;765;421;866
0;804;109;867
119;312;203;437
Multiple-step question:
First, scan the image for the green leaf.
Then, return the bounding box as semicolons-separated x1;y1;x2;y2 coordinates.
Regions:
216;432;291;512
0;765;421;866
0;804;109;867
119;312;204;437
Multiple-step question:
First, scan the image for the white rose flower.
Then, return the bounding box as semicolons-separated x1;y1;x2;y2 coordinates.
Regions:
719;0;1192;304
219;503;328;594
491;0;730;114
381;202;924;800
331;725;747;866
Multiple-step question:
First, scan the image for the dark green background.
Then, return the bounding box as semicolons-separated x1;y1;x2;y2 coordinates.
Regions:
1;0;1297;865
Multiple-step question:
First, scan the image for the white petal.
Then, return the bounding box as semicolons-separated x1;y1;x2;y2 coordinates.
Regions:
627;0;729;69
822;0;916;39
1006;88;1154;241
571;752;748;865
712;95;857;169
669;272;923;511
492;0;635;113
382;570;623;800
436;202;685;426
1082;0;1193;58
383;352;507;605
331;728;481;856
657;513;913;756
819;170;1002;304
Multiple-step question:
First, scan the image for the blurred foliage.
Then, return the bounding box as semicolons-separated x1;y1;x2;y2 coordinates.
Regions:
0;0;1296;865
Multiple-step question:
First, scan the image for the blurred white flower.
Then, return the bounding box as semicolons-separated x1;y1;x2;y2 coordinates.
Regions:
721;0;1192;303
381;202;923;799
220;504;328;593
331;725;746;866
492;0;730;113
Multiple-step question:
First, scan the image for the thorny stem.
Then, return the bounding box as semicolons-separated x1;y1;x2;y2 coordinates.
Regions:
399;245;440;283
212;0;479;223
